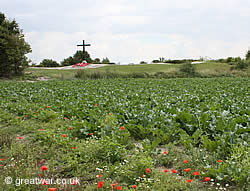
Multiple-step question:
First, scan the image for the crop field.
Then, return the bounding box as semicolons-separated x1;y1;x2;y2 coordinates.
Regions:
0;78;249;190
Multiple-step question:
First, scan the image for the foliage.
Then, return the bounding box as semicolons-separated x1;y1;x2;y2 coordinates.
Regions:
179;63;198;76
0;78;248;190
0;12;31;77
245;50;250;60
101;57;110;64
39;59;60;67
61;50;92;66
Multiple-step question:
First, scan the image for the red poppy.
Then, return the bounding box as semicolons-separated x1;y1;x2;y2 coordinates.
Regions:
187;179;193;183
218;160;222;163
146;168;150;173
120;126;125;130
62;134;66;138
40;159;45;164
95;104;98;107
204;177;211;182
73;147;76;150
89;133;93;136
39;174;42;177
64;117;67;120
184;168;191;172
171;169;177;173
184;160;188;164
97;174;102;178
98;181;104;188
132;185;136;189
39;129;43;131
163;151;167;155
164;169;168;173
47;106;50;108
193;171;199;176
18;137;22;140
1;158;4;161
72;180;79;185
41;165;48;171
141;174;145;178
42;179;48;185
68;127;72;130
48;188;57;191
117;186;122;190
0;165;3;167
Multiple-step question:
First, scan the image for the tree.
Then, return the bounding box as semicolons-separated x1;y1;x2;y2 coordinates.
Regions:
102;57;110;64
246;50;250;60
93;58;101;64
39;59;59;67
61;50;92;66
0;12;31;77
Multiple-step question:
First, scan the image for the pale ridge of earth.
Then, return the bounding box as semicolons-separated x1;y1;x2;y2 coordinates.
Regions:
29;64;109;70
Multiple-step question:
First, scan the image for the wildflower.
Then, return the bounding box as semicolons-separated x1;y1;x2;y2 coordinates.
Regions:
117;186;122;190
184;168;191;172
132;185;137;189
75;137;79;140
98;181;104;188
146;168;150;173
171;169;177;173
73;147;76;150
97;174;102;178
42;179;48;185
48;188;57;191
1;158;4;161
68;127;72;130
141;174;145;178
89;133;93;136
120;126;125;130
204;177;211;182
40;159;45;164
184;160;188;164
39;129;43;131
72;180;79;185
164;169;168;173
163;151;167;155
47;106;50;108
193;171;199;176
18;137;22;140
64;117;67;120
187;179;193;183
62;134;66;138
109;113;112;116
41;165;48;172
95;104;98;107
42;108;44;110
218;160;222;163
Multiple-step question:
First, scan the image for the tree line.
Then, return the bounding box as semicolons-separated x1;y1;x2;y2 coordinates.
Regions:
35;51;112;67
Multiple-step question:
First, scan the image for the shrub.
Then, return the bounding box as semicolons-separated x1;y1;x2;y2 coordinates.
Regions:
39;59;60;67
179;63;197;76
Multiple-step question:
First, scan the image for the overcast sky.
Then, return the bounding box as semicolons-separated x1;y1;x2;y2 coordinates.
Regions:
1;0;250;64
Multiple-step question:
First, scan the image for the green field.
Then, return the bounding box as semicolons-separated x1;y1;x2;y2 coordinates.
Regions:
0;78;249;190
23;62;249;81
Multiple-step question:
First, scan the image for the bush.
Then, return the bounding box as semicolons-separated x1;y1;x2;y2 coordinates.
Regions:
179;63;197;76
39;59;60;67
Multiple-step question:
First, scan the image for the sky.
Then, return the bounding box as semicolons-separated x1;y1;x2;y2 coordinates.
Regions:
1;0;250;64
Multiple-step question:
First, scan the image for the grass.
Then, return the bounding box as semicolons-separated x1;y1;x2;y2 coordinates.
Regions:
22;62;249;81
